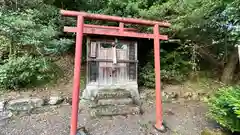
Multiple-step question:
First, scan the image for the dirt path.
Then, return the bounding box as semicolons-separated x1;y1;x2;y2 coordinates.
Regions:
0;100;217;135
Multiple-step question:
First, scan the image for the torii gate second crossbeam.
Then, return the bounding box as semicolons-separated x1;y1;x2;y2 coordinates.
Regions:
60;9;171;135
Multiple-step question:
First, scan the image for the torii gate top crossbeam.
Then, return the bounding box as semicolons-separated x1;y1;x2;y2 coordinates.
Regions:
61;10;170;40
61;10;170;27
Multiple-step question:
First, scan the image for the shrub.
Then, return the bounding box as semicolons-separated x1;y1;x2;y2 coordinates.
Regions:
139;62;186;88
0;56;59;89
139;49;192;88
139;62;155;88
208;86;240;132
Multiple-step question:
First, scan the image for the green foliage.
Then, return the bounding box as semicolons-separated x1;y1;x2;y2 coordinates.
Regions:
0;35;10;59
208;86;240;132
138;62;155;88
0;56;58;89
0;8;73;57
0;1;73;89
139;47;192;88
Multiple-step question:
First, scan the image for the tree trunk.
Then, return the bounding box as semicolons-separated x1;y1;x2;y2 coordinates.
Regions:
197;47;224;69
221;50;239;84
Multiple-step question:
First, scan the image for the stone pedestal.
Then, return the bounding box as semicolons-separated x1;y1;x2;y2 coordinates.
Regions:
82;81;139;100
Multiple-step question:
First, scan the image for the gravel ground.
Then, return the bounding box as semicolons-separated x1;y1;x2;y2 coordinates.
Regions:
0;101;216;135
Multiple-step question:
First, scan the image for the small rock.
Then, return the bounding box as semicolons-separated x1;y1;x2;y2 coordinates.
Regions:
183;92;193;99
30;98;44;107
197;92;207;96
48;96;64;105
7;97;44;111
0;111;12;120
192;93;199;100
161;91;166;97
171;100;180;104
77;127;88;135
0;111;13;126
140;92;147;99
169;92;178;99
0;100;6;112
165;109;175;115
200;97;209;103
65;97;72;105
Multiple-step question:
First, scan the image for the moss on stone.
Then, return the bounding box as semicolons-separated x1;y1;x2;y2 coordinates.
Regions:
90;105;140;117
96;89;131;100
201;128;229;135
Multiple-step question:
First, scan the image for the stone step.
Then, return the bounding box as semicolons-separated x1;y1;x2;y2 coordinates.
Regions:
96;89;131;100
97;98;133;106
90;105;140;117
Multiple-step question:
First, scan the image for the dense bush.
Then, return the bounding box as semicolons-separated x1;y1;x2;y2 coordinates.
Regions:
0;56;58;89
208;86;240;132
0;1;72;90
139;48;192;88
139;62;186;88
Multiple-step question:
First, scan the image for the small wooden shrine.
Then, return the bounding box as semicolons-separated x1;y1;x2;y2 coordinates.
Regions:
83;35;139;99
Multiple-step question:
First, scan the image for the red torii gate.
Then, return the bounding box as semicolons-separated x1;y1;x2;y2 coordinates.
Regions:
60;10;170;135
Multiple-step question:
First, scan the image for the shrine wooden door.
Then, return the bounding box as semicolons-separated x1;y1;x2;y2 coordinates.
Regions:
87;38;137;87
